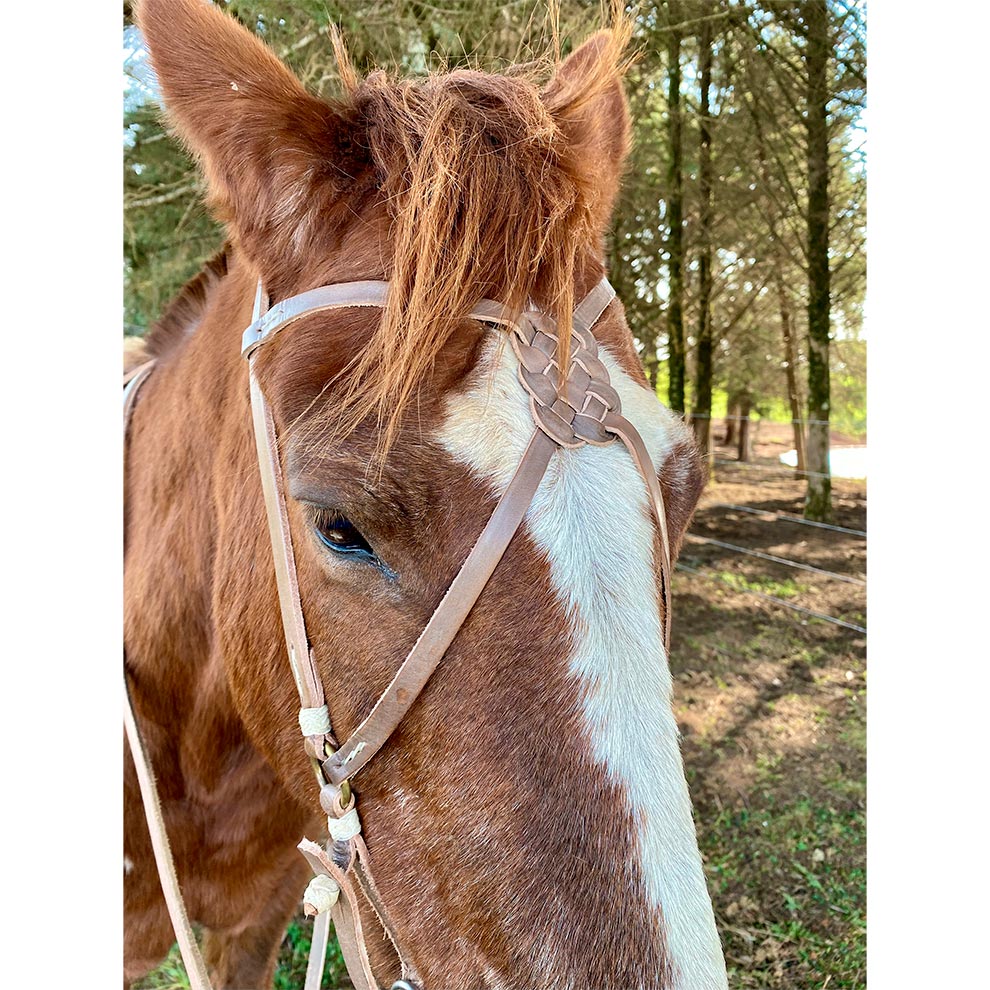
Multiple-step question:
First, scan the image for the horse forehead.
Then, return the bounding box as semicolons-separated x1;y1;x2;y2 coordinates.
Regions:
435;329;681;671
437;334;683;494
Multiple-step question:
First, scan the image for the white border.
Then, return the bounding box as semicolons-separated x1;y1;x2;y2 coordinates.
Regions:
4;3;121;982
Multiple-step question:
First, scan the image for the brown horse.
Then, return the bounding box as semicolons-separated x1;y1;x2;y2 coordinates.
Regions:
124;1;727;988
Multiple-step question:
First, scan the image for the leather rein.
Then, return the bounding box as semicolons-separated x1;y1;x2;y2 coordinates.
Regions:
123;275;672;990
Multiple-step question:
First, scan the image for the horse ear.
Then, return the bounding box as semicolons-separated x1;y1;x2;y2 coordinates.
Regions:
136;0;362;291
542;30;632;233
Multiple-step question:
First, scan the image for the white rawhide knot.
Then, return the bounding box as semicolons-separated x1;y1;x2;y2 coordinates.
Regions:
327;805;362;842
303;873;340;916
298;705;331;737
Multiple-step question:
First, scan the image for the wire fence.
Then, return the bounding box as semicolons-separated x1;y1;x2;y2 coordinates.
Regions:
676;561;867;635
676;437;867;655
706;502;866;538
683;533;866;587
712;458;835;480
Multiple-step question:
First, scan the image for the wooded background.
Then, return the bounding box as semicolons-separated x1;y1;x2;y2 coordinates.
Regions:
123;0;866;522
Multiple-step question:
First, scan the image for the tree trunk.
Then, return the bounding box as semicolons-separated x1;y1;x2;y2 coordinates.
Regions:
737;396;752;463
641;323;660;392
724;400;737;447
775;274;807;476
691;7;714;476
665;1;685;414
750;104;807;480
804;0;832;521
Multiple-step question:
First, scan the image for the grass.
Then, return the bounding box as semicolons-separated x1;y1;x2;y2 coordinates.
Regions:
705;796;866;988
674;509;867;988
134;944;188;989
133;917;350;990
715;570;811;599
274;917;348;990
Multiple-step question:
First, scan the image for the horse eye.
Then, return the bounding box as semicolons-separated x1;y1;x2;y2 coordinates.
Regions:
313;511;376;562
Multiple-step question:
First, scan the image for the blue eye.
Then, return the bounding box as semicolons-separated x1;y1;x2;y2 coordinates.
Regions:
313;512;377;563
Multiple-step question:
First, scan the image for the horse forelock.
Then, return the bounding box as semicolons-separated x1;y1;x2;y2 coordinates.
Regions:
264;30;633;461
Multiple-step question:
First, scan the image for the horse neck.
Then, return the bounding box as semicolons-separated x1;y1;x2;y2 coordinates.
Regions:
124;261;257;715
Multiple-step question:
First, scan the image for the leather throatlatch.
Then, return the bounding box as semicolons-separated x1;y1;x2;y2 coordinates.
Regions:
124;272;674;990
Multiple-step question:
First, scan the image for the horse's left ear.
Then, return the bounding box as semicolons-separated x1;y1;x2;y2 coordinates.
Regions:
542;30;632;233
136;0;365;293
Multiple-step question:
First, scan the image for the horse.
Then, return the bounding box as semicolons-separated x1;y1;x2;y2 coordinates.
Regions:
124;2;728;988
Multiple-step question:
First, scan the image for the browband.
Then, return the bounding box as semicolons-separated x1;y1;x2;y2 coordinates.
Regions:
241;277;616;358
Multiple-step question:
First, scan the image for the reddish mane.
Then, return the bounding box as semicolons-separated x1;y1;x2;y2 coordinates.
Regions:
144;246;229;360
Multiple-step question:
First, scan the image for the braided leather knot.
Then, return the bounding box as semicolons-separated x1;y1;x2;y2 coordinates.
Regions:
509;311;622;448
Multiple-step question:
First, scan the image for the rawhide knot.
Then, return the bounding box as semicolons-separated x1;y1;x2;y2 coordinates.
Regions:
509;311;621;448
303;873;340;916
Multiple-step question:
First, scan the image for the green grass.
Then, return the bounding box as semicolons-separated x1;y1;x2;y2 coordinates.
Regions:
133;944;189;989
705;796;866;988
715;570;811;599
134;917;349;990
673;534;866;988
274;917;348;990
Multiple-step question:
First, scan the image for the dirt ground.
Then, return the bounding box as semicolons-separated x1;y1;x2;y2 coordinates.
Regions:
673;423;866;988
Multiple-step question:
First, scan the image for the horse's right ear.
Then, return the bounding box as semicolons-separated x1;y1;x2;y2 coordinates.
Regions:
136;0;363;292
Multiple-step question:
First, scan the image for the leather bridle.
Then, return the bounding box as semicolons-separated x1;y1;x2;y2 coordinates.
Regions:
124;274;672;990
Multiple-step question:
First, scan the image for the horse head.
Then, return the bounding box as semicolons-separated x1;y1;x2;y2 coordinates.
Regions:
128;1;725;987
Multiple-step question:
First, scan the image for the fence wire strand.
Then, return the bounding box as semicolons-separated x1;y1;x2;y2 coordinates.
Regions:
705;502;867;537
683;533;866;586
676;562;867;635
713;458;836;480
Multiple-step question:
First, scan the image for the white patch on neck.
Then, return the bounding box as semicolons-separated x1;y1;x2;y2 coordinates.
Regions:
438;336;727;990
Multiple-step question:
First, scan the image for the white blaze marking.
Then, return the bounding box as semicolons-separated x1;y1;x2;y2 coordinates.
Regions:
438;336;727;990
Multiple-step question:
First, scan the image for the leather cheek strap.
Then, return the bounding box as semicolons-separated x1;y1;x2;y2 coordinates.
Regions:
602;411;673;647
321;428;557;786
